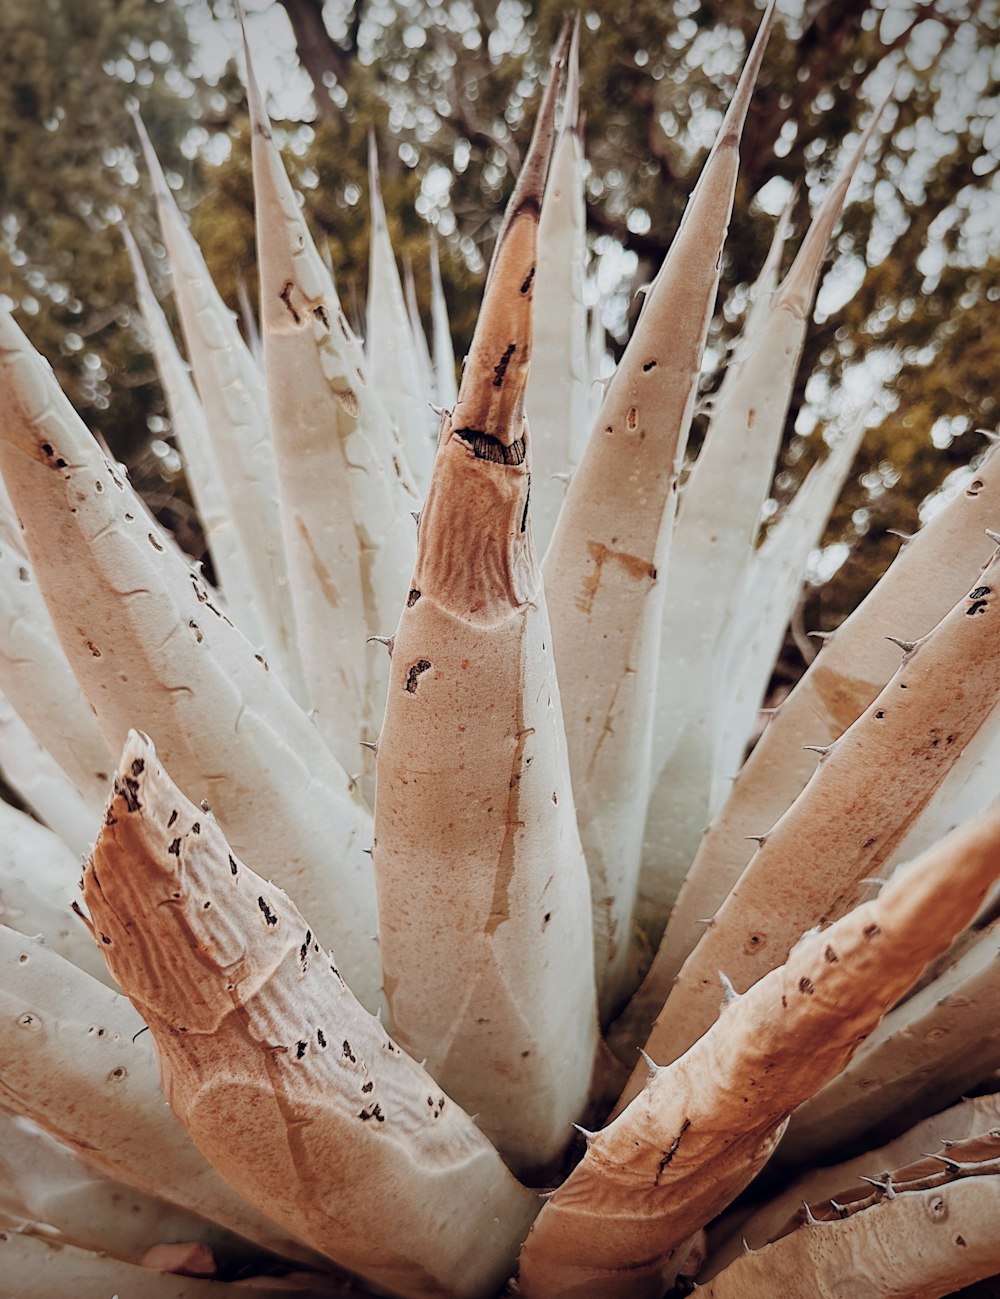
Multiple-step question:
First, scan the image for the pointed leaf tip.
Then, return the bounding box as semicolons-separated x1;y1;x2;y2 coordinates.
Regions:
776;86;893;317
447;19;568;453
239;8;271;139
717;0;777;148
489;16;569;264
561;13;582;138
368;128;388;234
129;106;171;204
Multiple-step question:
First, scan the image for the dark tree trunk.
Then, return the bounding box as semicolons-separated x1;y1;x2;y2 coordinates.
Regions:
274;0;361;124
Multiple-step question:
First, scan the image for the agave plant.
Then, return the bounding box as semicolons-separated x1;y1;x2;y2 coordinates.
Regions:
3;7;1000;1299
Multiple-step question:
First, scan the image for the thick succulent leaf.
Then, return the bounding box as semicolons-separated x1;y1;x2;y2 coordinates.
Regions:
619;404;872;1056
784;911;1000;1167
123;224;263;648
542;1;775;1019
429;231;458;410
0;1228;337;1299
622;545;1000;1102
0;799;110;984
365;134;437;487
0;926;323;1266
711;402;871;805
83;732;538;1299
0;535;112;809
0;693;96;857
702;1136;1000;1299
373;26;600;1176
641;98;889;941
0;1112;264;1271
244;30;418;790
404;257;437;408
884;681;1000;879
707;1093;1000;1274
0;308;380;1008
653;437;1000;1010
525;16;589;557
131;110;304;700
518;807;1000;1299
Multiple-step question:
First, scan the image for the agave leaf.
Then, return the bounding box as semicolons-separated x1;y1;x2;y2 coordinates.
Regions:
655;434;1000;1011
130;110;305;700
640;96;890;941
0;693;97;857
0;535;112;811
0;799;111;984
123;224;264;648
721;180;798;374
0;1112;265;1271
710;401;872;806
83;732;538;1299
373;25;600;1176
518;806;1000;1299
0;1228;335;1299
784;911;1000;1168
884;684;1000;879
243;28;418;789
703;1138;1000;1299
366;133;437;487
404;256;437;406
0;927;323;1267
429;230;458;410
524;14;589;557
0;308;380;1008
620;546;1000;1103
542;1;776;1020
708;1092;1000;1274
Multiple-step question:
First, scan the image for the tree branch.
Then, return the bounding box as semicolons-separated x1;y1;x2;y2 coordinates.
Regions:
273;0;354;123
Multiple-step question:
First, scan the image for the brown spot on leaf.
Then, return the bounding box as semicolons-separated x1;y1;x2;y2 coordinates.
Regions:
655;1118;690;1183
279;281;301;324
453;427;526;464
577;541;658;615
404;659;432;693
492;342;516;387
295;516;339;607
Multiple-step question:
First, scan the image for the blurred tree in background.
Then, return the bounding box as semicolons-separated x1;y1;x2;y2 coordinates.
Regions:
1;0;998;647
